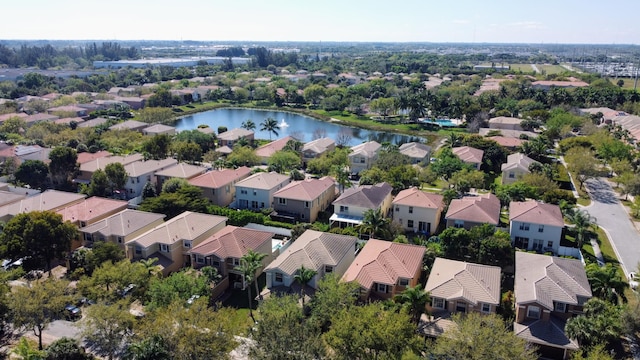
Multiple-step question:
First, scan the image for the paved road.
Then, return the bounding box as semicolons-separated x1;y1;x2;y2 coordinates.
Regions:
585;178;640;275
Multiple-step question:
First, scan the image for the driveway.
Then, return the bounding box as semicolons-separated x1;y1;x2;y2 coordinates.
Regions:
585;178;640;275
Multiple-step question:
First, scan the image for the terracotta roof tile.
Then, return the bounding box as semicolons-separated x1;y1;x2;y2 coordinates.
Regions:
80;209;165;237
56;196;128;224
273;176;334;201
445;193;500;225
129;211;227;248
234;172;290;190
452;146;484;164
333;183;392;209
255;136;295;158
425;257;501;305
393;187;443;209
190;225;274;259
509;200;564;227
188;167;251;189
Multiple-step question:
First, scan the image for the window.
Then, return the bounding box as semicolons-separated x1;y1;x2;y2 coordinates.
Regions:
80;221;86;228
340;205;349;212
527;306;541;319
240;189;247;195
399;278;409;286
519;223;530;231
160;244;169;253
533;239;543;251
184;240;192;249
84;234;93;242
225;185;230;193
211;189;215;195
432;297;445;309
325;265;333;273
377;283;388;293
508;172;515;178
395;206;399;212
251;201;259;209
278;198;286;205
196;255;205;264
305;201;309;208
409;206;413;214
253;190;257;196
360;157;365;164
538;225;544;233
233;258;240;266
212;260;220;267
454;220;464;228
407;220;414;228
117;237;124;244
554;302;566;313
481;303;491;313
135;246;142;255
456;301;467;313
275;272;283;283
547;241;553;248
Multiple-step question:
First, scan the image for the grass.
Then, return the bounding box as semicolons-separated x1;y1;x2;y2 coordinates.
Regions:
508;64;536;73
577;197;592;206
538;64;568;75
608;78;639;90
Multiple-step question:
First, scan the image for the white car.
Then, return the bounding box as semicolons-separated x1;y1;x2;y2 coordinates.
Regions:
629;272;639;291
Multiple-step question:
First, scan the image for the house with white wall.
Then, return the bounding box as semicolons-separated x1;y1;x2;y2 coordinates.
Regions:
348;141;381;175
509;200;564;254
392;187;444;235
234;172;291;210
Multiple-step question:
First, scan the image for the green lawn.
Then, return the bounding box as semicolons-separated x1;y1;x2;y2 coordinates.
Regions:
538;64;568;75
509;64;536;73
608;78;639;90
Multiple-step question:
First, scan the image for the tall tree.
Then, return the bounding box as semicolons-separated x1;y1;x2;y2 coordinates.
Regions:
294;265;318;308
260;117;280;140
45;337;93;360
585;263;628;304
565;298;622;347
14;159;49;189
393;284;430;325
358;208;391;239
0;211;77;274
84;169;109;197
567;209;597;249
142;134;171;160
104;162;128;192
268;150;301;174
241;250;268;303
9;279;71;350
49;146;78;189
310;274;360;330
241;119;256;131
81;301;134;360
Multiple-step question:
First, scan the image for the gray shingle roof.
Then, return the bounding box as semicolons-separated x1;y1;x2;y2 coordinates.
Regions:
332;183;392;209
80;209;165;237
425;257;501;305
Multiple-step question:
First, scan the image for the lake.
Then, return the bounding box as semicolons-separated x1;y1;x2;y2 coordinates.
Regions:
174;108;424;147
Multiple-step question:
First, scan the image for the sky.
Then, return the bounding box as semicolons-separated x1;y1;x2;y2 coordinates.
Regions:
1;0;638;44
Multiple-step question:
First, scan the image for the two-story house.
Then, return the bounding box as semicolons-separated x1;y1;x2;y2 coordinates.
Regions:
264;230;357;290
514;252;592;359
154;162;208;194
330;183;393;228
301;137;335;167
399;142;431;165
124;158;178;198
392;187;444;235
79;209;165;250
233;172;290;210
501;153;539;185
425;258;501;329
77;154;144;182
188;167;252;207
452;146;484;170
255;136;295;165
125;211;228;275
348;141;381;175
217;128;254;148
272;176;336;223
509;200;564;254
189;225;275;291
444;193;500;230
0;190;86;222
342;239;425;301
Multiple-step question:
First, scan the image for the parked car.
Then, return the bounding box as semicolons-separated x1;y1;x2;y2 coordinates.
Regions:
120;283;136;297
64;304;82;321
186;294;200;305
629;272;638;291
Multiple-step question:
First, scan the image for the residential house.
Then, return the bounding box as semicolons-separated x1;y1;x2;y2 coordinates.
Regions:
77;117;109;128
452;146;484;170
126;211;228;275
488;116;524;131
56;197;128;228
0;191;27;208
264;230;357;290
348;141;381;175
188;167;252;207
76;151;111;165
217;128;254;148
189;225;275;290
109;120;148;132
531;80;589;91
47;105;87;118
302;137;335;166
255;136;295;164
445;193;500;230
342;239;425;301
509;200;564;254
487;136;526;150
154;163;208;193
479;128;538;139
234;172;290;210
425;257;501;316
501;153;539;185
392;187;444;235
329;183;393;228
514;252;592;359
77;154;144;181
80;209;165;250
142;124;176;136
123;158;178;198
24;113;59;126
0;190;86;222
272;176;336;223
399;142;431;165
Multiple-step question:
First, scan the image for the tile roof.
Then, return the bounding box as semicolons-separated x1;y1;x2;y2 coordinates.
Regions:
349;141;381;158
488;136;525;148
25;113;58;124
273;176;335;201
514;317;579;350
56;196;128;224
109;120;148;131
332;183;392;209
488;116;522;125
234;172;290;190
77;117;109;128
76;151;111;165
218;128;254;141
392;187;443;209
265;230;357;275
452;146;484;164
80;154;144;173
425;257;501;305
302;137;335;155
478;128;539;139
154;163;207;179
515;252;592;310
143;124;175;133
255;136;295;158
0;190;86;218
55;117;85;125
80;209;165;237
445;193;500;225
188;167;251;189
190;225;274;259
342;239;425;288
399;142;431;159
0;191;27;207
509;200;564;227
124;158;178;177
501;153;538;172
129;211;227;248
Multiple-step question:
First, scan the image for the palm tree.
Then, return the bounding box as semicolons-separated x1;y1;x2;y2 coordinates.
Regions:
358;208;390;239
445;132;461;148
331;165;351;194
585;263;628;304
260;117;280;140
242;250;268;301
235;260;258;322
140;257;162;277
567;209;597;249
241;119;256;131
393;284;430;325
294;265;317;308
124;335;170;360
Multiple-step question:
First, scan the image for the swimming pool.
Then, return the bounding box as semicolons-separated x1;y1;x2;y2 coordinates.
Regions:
272;239;283;252
420;118;459;127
